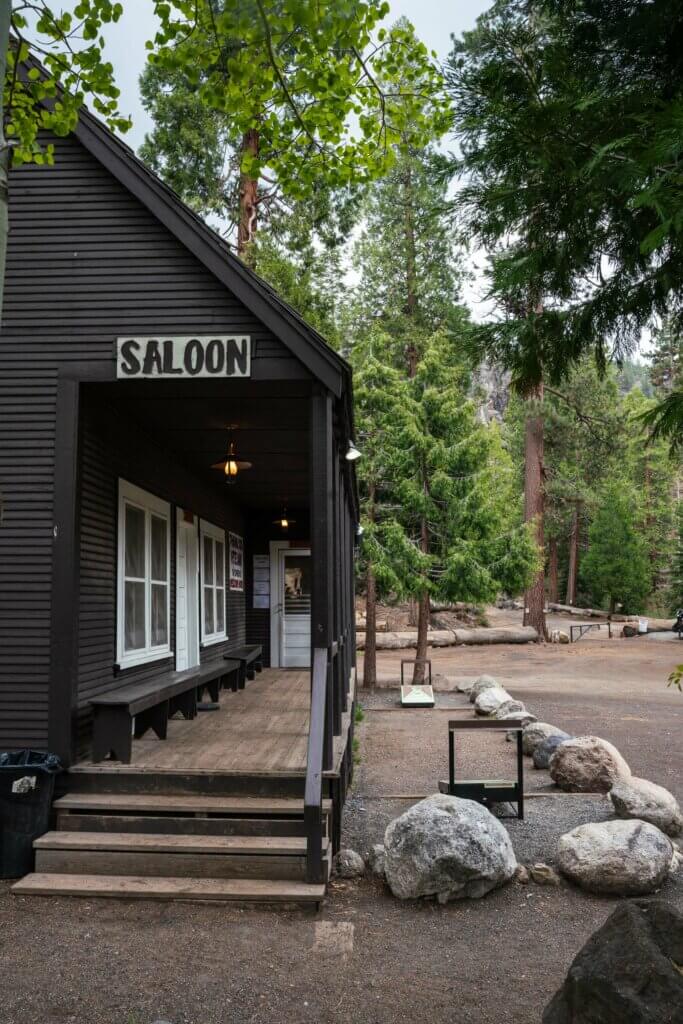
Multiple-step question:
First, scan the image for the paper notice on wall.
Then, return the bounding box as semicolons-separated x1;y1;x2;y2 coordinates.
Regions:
229;532;244;592
253;554;270;608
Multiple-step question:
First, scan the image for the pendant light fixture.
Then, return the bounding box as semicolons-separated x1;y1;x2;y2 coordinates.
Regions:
345;441;362;462
211;430;252;483
273;506;296;530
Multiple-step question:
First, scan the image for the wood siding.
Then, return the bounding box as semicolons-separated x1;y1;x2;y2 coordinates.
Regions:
0;130;308;752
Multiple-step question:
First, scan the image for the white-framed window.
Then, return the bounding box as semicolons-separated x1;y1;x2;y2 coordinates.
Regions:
200;519;227;644
116;480;171;669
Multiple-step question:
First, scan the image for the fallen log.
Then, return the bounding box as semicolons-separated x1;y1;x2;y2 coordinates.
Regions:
452;626;538;645
355;626;538;650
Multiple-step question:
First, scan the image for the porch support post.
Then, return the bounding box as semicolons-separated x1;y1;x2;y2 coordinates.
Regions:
310;386;334;771
331;449;342;735
48;377;81;765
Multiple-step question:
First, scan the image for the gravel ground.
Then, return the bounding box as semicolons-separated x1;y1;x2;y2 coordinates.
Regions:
1;618;681;1024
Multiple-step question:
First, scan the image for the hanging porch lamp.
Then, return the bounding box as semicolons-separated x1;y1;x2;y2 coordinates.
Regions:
273;507;296;530
345;442;362;462
211;433;252;483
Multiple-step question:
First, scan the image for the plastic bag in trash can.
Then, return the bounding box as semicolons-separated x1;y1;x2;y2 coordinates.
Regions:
0;750;61;772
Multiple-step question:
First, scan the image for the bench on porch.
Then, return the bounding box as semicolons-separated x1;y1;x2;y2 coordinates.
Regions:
223;645;263;689
91;661;239;764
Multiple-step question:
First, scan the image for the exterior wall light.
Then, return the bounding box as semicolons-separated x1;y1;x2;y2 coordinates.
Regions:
346;442;361;462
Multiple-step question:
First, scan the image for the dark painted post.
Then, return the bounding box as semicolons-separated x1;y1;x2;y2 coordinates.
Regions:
310;386;334;770
48;378;81;765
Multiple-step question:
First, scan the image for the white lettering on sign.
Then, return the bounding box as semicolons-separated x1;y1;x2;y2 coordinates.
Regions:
116;336;251;379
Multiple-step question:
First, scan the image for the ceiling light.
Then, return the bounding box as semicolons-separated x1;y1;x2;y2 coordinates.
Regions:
274;507;296;530
211;433;252;483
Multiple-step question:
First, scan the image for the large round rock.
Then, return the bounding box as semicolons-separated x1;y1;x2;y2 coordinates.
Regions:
383;794;517;902
542;900;683;1024
610;776;683;837
468;675;499;704
491;698;527;719
556;820;674;896
474;687;512;716
522;722;570;757
549;735;631;792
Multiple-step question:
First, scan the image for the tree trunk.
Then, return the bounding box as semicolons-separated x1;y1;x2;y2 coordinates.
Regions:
364;565;377;689
0;1;12;318
413;514;430;684
565;500;581;605
523;383;547;639
237;128;259;264
548;537;559;604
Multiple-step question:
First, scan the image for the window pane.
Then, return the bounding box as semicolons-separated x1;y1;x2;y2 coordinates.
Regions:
203;536;214;585
204;586;214;636
216;588;225;633
151;515;167;582
124;580;146;651
125;505;145;578
215;541;224;587
151;583;168;646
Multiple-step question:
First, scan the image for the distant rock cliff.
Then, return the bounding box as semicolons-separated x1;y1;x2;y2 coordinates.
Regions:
473;362;510;423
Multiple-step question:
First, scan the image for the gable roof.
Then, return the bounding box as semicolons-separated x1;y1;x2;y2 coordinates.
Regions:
70;101;352;408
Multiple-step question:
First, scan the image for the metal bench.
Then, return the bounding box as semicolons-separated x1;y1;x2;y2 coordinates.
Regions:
223;645;263;689
90;661;233;763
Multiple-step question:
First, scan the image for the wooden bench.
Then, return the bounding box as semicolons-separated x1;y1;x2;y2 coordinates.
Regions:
223;645;263;689
91;661;234;764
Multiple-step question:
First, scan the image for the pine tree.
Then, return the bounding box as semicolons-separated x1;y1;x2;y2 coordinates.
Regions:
648;317;683;395
582;482;650;615
668;504;683;615
387;330;538;680
347;145;461;373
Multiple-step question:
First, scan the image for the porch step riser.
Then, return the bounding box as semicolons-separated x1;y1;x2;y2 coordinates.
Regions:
35;849;321;882
55;813;316;838
60;772;308;799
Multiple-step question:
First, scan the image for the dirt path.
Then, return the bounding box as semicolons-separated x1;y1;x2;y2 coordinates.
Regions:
0;630;681;1024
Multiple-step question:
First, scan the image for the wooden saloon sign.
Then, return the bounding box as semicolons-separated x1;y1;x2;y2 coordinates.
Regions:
116;335;251;379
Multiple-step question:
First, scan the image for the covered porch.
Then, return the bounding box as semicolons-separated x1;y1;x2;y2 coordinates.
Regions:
70;667;355;778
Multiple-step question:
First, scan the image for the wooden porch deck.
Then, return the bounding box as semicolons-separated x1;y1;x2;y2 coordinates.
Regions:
72;668;351;777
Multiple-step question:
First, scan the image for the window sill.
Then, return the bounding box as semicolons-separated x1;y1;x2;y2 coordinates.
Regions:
115;648;172;672
200;634;228;649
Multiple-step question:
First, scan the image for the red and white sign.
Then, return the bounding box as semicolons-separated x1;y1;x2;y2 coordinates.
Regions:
229;532;244;592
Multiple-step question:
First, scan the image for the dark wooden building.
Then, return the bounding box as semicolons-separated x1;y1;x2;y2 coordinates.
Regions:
1;104;358;904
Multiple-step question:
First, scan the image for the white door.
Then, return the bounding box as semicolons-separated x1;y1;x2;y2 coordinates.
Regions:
279;549;311;667
176;514;200;671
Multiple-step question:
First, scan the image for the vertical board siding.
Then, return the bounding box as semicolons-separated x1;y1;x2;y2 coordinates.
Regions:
0;130;305;752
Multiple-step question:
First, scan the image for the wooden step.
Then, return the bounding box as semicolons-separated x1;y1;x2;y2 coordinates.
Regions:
36;832;317;856
54;793;331;817
34;832;329;882
12;873;326;905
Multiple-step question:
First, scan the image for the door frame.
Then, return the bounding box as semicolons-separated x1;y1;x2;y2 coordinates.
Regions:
176;510;200;672
269;540;311;668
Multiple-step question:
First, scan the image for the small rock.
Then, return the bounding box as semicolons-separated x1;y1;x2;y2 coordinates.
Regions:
468;674;500;703
522;722;570;757
533;733;571;769
542;900;683;1023
334;848;365;878
456;681;473;693
610;776;683;837
491;698;527;719
474;687;512;716
367;844;386;877
550;735;631;793
514;864;530;884
383;794;517;901
556;820;673;895
529;862;562;886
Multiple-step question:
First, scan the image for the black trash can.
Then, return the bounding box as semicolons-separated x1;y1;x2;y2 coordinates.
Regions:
0;750;62;878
